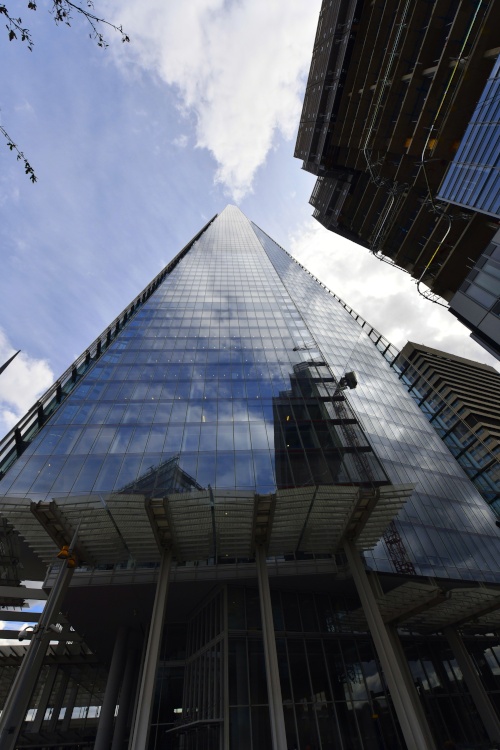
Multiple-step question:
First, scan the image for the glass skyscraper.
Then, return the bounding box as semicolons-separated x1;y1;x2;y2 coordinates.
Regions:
1;206;500;750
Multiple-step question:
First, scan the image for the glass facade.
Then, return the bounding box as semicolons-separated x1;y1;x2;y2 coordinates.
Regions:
438;54;500;219
2;206;500;749
1;205;500;580
449;228;500;356
251;222;500;582
148;585;500;750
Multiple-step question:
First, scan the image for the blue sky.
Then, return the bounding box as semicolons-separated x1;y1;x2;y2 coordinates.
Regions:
0;0;498;437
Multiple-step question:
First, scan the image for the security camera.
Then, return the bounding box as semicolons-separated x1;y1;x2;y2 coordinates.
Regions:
18;627;33;641
18;625;39;641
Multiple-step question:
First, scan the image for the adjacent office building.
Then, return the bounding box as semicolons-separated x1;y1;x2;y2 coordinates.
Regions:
2;208;500;749
295;0;500;356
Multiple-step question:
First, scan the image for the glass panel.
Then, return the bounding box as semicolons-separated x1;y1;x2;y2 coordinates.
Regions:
248;640;268;705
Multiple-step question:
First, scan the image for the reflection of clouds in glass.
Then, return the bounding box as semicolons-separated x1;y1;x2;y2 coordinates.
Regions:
215;452;235;488
408;659;441;691
349;668;382;701
253;218;500;581
485;647;500;676
4;205;500;587
229;401;248;422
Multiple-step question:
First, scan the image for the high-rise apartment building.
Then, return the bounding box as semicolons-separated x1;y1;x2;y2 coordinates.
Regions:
295;0;500;357
397;342;500;512
2;207;500;750
305;303;500;513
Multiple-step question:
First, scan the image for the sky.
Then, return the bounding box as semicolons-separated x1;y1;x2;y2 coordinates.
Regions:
0;0;498;439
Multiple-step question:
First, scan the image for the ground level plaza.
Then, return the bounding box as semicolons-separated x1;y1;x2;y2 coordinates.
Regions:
1;520;500;750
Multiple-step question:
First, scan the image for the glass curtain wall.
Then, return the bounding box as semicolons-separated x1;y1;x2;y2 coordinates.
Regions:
252;222;500;582
1;206;500;583
2;206;500;748
437;54;500;219
150;593;223;750
150;585;500;750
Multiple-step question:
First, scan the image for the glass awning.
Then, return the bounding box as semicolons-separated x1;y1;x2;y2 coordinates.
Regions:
0;483;414;565
350;579;500;634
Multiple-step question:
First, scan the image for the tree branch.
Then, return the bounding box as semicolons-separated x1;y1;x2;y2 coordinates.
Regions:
0;4;34;49
51;1;130;47
0;125;37;182
1;1;129;181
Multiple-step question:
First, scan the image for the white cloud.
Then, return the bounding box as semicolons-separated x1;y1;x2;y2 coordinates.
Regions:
172;134;188;149
0;329;54;439
103;0;321;200
288;218;500;370
14;99;34;115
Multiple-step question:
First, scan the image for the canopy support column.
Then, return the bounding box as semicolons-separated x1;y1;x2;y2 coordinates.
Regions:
444;626;500;743
344;541;436;750
94;626;128;750
129;549;172;750
111;640;138;750
0;549;76;750
28;665;58;735
255;545;287;750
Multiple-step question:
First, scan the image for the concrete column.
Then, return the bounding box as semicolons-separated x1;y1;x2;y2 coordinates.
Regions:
444;626;500;743
110;642;138;750
344;541;436;750
129;549;172;750
0;559;75;750
94;626;129;750
255;545;287;750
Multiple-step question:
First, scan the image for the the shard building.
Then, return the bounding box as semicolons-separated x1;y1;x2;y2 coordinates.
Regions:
1;206;500;750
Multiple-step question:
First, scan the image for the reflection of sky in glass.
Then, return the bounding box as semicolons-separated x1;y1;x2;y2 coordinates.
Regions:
253;220;500;582
437;55;500;218
1;206;500;581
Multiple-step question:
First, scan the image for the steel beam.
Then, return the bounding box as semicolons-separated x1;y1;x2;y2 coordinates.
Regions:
129;549;172;750
94;626;128;750
111;641;138;750
0;558;75;750
344;541;436;750
60;680;79;733
255;545;287;750
47;670;70;734
444;626;500;743
28;665;58;734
